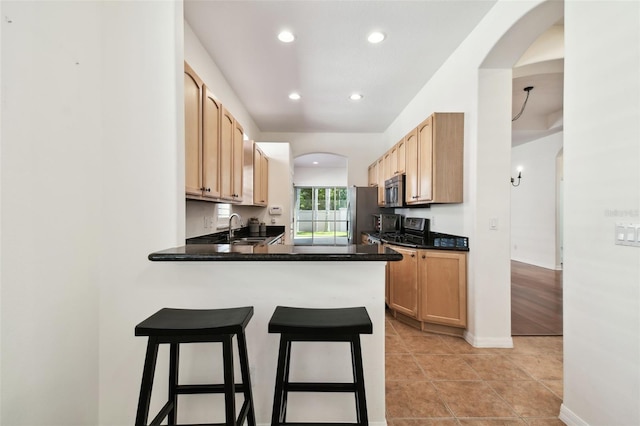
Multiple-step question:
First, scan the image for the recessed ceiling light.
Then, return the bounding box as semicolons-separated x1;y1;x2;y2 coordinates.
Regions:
312;161;319;165
288;92;301;100
367;31;385;44
278;31;295;43
349;93;363;101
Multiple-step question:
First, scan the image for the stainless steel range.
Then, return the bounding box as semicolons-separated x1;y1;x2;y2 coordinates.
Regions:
381;217;469;249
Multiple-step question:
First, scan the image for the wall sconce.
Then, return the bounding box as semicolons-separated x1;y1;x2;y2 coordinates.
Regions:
511;166;523;187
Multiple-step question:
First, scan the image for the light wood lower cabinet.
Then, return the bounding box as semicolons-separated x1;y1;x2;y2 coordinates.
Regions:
418;250;467;327
387;244;467;329
388;246;419;318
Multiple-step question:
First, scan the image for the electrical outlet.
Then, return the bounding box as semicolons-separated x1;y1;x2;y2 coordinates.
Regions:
490;217;498;230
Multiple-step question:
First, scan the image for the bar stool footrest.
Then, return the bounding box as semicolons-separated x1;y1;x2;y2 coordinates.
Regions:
175;383;248;394
273;423;363;426
285;382;358;392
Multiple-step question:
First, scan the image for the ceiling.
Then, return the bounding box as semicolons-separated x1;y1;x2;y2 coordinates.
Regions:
184;0;497;133
185;0;564;162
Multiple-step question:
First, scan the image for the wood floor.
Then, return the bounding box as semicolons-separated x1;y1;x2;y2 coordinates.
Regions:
511;260;563;336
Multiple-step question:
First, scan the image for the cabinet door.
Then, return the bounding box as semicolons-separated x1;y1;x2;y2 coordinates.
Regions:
390;145;398;176
220;107;234;200
377;157;385;206
254;147;268;206
388;246;419;319
368;162;377;187
416;116;434;202
184;62;203;197
202;87;221;199
404;128;419;204
261;154;269;205
232;121;244;201
432;113;464;203
397;138;406;174
419;251;467;327
383;151;392;181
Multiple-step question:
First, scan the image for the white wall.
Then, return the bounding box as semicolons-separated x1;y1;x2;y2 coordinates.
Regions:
260;132;385;187
294;166;347;187
561;1;640;425
511;132;563;269
1;2;102;423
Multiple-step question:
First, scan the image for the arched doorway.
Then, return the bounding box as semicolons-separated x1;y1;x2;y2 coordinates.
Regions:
470;0;564;345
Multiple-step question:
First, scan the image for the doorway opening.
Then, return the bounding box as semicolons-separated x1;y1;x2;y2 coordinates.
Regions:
293;186;348;245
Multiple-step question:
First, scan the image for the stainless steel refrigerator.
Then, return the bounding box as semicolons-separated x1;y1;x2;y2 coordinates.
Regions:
347;186;380;244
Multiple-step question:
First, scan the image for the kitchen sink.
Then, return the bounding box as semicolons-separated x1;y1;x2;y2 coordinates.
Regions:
230;236;269;245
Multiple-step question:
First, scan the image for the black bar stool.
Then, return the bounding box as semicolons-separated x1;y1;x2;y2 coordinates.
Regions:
134;307;256;426
268;306;373;426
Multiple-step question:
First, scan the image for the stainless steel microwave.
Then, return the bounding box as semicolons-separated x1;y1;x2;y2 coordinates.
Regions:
384;174;405;207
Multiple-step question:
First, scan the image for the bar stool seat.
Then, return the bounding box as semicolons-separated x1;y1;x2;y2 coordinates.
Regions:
268;306;373;426
135;307;256;426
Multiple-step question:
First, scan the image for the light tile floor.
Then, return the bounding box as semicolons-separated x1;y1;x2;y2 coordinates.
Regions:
385;311;565;425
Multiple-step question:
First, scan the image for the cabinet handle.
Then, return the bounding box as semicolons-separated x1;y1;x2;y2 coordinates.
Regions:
205;187;211;192
412;195;418;199
422;255;426;259
410;254;415;258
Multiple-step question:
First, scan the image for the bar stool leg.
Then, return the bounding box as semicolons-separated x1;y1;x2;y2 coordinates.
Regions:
222;335;237;425
271;337;292;425
350;337;368;425
168;343;179;425
236;331;256;426
136;337;160;426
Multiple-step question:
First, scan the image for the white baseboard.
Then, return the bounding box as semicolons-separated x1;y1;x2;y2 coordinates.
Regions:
559;403;590;426
464;330;514;348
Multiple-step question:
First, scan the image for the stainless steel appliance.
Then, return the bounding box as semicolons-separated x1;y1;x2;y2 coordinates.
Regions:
373;213;402;234
384;174;405;207
381;216;469;249
347;186;380;244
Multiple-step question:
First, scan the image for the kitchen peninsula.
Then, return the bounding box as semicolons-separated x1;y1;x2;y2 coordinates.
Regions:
146;242;401;424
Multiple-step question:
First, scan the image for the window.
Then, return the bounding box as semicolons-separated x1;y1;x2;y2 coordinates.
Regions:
216;204;231;229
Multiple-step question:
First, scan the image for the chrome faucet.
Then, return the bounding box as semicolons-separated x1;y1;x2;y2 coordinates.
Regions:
228;213;243;241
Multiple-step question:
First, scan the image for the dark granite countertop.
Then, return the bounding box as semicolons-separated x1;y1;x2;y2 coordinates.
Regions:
148;244;402;262
186;225;286;245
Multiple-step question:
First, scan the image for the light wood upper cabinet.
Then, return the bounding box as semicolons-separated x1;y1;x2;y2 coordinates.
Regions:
184;62;204;197
220;108;244;202
404;127;419;202
396;138;406;174
253;145;269;206
202;87;221;199
376;157;385;206
368;161;378;187
220;107;234;200
232;121;244;201
388;246;419;319
418;250;467;328
389;145;398;175
406;113;463;205
383;151;392;181
184;61;247;203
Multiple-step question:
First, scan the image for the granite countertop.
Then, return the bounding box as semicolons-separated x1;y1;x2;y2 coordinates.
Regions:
148;244;402;262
